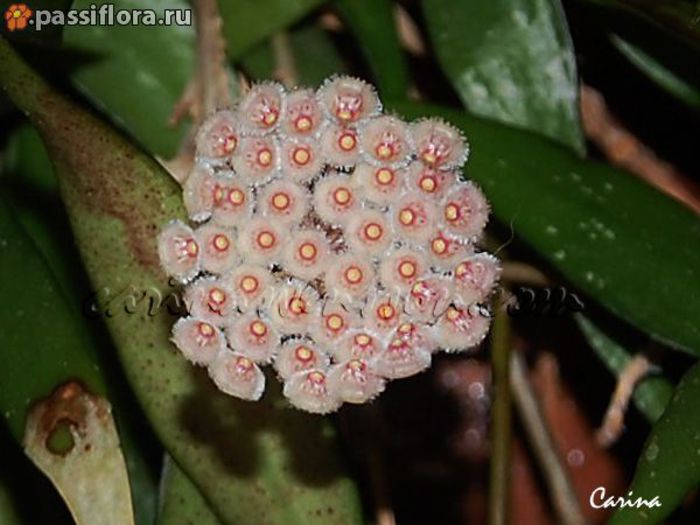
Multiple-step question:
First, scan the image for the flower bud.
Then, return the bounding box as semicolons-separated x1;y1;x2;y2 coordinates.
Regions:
158;220;200;283
171;317;226;365
208;352;266;401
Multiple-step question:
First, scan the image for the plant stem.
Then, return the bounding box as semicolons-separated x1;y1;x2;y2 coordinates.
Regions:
510;351;587;525
489;308;512;525
195;0;231;116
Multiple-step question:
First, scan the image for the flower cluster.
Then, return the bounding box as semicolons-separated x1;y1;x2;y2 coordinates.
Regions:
158;76;501;413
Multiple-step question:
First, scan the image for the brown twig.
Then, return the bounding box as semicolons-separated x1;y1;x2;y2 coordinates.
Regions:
271;32;298;88
580;85;700;213
595;355;653;447
194;0;231;118
163;0;233;183
510;351;588;525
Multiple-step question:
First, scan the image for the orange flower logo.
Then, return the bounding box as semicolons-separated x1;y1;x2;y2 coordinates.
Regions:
4;3;33;32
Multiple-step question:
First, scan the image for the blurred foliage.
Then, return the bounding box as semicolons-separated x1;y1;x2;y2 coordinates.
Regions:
609;361;700;524
424;0;585;153
335;0;409;98
63;0;195;157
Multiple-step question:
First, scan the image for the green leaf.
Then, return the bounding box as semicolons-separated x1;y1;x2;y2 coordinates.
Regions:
157;457;221;525
0;194;105;439
63;0;196;158
0;196;136;525
240;23;347;86
221;0;327;59
0;36;363;525
334;0;409;98
423;0;585;153
611;34;700;109
1;126;160;525
391;100;700;355
575;315;673;422
608;361;700;524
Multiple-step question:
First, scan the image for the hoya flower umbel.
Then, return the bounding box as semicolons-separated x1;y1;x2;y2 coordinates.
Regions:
158;76;499;414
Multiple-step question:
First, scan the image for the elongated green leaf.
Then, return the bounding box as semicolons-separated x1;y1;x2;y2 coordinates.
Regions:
608;361;700;524
611;34;700;109
392;100;700;355
0;195;105;438
241;23;347;86
63;0;196;157
2;125;160;525
423;0;585;153
335;0;408;98
158;456;221;525
221;0;326;59
0;197;135;525
0;36;362;525
575;315;673;422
